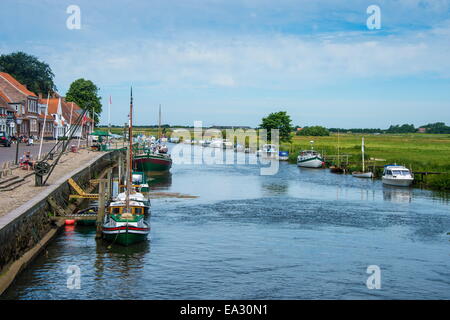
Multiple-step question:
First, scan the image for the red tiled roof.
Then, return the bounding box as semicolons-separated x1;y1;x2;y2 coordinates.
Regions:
0;72;37;97
38;97;94;124
0;89;11;102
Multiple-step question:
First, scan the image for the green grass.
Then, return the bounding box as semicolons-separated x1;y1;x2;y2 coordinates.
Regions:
282;133;450;191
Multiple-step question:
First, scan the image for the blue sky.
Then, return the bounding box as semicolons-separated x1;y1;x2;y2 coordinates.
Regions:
1;0;450;128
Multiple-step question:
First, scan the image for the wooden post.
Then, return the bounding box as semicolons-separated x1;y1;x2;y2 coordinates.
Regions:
96;181;106;238
106;168;112;200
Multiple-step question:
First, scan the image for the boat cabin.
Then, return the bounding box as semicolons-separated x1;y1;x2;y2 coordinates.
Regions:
300;150;319;157
383;165;413;178
108;201;146;215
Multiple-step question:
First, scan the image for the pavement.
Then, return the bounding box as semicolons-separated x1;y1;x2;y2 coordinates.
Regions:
0;141;70;163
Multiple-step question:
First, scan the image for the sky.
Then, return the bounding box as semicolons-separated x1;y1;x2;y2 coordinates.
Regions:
1;0;450;128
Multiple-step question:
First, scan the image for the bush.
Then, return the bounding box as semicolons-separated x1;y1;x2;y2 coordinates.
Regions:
296;126;330;136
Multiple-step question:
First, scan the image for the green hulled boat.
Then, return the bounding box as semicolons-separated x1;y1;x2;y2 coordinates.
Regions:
102;206;150;246
133;153;172;172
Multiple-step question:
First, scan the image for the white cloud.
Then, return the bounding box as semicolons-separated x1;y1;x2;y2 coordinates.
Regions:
35;25;450;95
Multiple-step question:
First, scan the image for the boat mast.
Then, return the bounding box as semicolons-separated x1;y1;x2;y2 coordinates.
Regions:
126;87;133;214
362;137;365;173
158;104;161;140
337;130;340;167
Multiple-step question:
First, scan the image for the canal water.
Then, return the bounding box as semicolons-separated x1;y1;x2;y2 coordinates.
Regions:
2;146;450;299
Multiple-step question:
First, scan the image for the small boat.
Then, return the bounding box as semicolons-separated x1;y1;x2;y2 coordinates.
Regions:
223;139;233;149
257;144;278;159
131;171;150;192
210;138;223;148
382;165;414;187
115;191;151;214
102;215;149;246
157;144;168;154
278;151;289;161
352;172;373;178
103;87;150;246
329;165;345;174
352;137;373;179
297;142;324;168
133;151;172;172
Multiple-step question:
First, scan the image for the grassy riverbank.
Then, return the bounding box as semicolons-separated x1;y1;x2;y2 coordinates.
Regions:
281;133;450;191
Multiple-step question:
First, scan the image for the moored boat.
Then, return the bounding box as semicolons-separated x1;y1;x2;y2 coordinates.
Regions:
133;152;172;172
278;151;289;161
297;150;324;168
382;165;414;187
352;137;373;179
102;211;150;246
257;144;278;159
102;87;150;246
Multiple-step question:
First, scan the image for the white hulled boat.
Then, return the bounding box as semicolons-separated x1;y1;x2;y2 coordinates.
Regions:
352;137;373;178
382;165;414;187
297;141;324;168
256;144;278;159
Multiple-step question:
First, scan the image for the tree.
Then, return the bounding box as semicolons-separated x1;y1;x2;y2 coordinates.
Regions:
297;126;330;136
259;111;293;142
0;51;56;95
386;124;415;133
420;122;450;134
66;79;102;125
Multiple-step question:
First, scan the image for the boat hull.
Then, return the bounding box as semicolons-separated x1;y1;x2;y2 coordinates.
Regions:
382;177;413;187
297;157;324;168
133;155;172;172
103;228;149;246
352;172;374;178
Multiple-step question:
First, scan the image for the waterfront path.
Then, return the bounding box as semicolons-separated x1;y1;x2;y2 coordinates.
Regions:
0;148;104;218
0;141;56;163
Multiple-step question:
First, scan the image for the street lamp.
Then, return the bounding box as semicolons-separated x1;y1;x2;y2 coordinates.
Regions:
15;118;23;165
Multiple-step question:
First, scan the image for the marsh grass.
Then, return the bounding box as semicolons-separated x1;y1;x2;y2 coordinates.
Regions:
282;133;450;191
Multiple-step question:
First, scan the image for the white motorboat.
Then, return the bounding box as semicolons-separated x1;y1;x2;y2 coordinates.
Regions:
297;150;324;168
223;139;233;149
297;141;324;168
210;138;223;148
352;137;373;178
382;165;414;187
256;144;278;158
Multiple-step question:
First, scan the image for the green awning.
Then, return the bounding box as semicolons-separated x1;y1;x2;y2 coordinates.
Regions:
89;130;111;136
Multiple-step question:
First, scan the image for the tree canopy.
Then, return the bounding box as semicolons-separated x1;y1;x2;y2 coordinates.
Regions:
259;111;293;142
0;51;56;95
420;122;450;134
65;78;102;125
297;126;330;136
386;124;416;134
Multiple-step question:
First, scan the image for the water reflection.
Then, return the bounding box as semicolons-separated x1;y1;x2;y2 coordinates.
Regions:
383;186;413;203
148;172;172;190
261;182;289;196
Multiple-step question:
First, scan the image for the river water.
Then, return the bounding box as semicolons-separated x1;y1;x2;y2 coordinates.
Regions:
2;146;450;299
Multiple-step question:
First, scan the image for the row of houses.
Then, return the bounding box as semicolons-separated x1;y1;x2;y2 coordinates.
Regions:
0;72;94;139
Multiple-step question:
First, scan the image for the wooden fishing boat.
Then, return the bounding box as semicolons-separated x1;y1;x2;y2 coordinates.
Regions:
133;104;172;172
102;204;149;246
133;152;172;172
102;87;150;246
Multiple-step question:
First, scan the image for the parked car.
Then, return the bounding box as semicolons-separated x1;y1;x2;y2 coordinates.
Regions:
0;131;12;147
